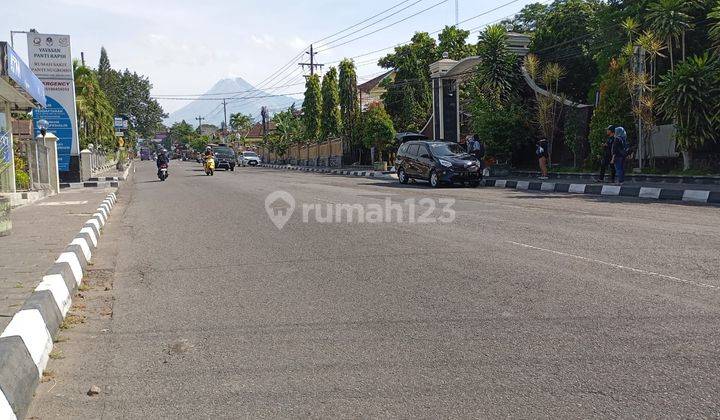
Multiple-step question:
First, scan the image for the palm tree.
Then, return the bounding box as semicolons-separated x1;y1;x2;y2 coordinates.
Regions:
657;53;720;170
475;24;518;106
647;0;693;70
710;2;720;51
73;61;115;150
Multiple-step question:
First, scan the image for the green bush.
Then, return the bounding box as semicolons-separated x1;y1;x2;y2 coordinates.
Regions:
588;60;633;165
472;99;533;162
14;155;30;190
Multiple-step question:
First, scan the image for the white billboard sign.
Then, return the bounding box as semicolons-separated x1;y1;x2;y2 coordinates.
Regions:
27;33;79;172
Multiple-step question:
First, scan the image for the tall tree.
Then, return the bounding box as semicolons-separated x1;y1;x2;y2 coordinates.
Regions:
320;67;341;141
657;53;720;170
474;24;519;106
168;120;196;145
530;0;600;102
711;2;720;50
647;0;693;70
501;2;549;32
97;47;120;106
73;61;115;150
382;49;430;131
437;26;474;60
302;74;322;141
339;59;361;146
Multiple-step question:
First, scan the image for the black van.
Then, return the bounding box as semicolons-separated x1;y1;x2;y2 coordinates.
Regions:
395;141;482;188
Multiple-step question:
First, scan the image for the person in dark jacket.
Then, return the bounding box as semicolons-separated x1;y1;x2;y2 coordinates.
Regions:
596;125;616;183
156;149;169;177
468;134;485;161
611;127;628;184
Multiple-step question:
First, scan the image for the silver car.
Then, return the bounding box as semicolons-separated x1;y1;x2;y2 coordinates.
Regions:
240;151;261;166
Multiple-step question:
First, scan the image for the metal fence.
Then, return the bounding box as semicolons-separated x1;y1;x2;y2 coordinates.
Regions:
0;130;12;193
16;139;50;190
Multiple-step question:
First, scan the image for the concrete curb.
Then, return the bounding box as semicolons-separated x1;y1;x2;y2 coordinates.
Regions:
260;164;718;205
60;162;132;190
260;163;395;181
484;179;720;205
0;191;118;419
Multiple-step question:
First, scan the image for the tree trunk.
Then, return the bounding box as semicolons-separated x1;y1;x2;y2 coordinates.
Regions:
668;37;674;72
681;31;686;62
682;149;692;171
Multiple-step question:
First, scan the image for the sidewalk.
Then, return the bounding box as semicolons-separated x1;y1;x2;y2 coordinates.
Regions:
0;186;115;331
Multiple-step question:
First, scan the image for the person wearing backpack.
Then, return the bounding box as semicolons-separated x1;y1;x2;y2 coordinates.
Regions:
595;125;616;183
536;139;549;179
611;126;629;184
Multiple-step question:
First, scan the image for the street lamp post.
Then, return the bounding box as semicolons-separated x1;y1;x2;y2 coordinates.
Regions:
36;119;49;186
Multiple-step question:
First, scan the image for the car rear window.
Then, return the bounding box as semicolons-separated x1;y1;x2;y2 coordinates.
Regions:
214;147;235;156
407;144;420;157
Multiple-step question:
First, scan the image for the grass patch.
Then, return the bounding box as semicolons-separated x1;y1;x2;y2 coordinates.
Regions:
78;284;92;292
53;335;69;344
60;313;86;330
14;282;23;289
48;349;64;360
41;370;56;383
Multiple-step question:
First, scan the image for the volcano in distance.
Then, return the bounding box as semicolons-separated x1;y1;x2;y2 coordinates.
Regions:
166;76;299;126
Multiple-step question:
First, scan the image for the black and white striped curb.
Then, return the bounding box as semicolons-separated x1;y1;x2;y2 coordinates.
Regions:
260;164;395;180
484;179;720;204
59;181;120;189
60;163;131;190
0;192;118;419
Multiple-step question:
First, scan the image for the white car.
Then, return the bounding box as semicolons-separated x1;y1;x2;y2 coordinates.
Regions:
240;151;261;166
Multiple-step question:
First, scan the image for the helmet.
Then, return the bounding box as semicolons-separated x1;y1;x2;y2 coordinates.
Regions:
205;146;212;151
606;125;617;132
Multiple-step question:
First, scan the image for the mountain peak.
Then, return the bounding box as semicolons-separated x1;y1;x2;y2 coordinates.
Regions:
167;76;299;125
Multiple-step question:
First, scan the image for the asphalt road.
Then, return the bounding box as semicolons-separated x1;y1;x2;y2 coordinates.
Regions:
29;160;720;418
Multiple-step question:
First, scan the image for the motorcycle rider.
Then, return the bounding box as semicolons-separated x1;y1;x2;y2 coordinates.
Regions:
156;148;170;177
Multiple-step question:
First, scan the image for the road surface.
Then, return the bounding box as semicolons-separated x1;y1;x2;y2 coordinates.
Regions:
29;161;720;418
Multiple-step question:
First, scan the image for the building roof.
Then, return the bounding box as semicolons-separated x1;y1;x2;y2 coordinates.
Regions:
246;121;277;138
358;70;396;94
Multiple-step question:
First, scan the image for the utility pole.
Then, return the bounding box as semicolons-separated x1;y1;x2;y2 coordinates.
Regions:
222;98;228;138
455;0;459;26
298;44;324;77
195;116;205;134
81;52;86;66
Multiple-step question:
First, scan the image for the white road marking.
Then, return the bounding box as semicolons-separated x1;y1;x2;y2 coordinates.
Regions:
507;241;717;290
38;200;88;206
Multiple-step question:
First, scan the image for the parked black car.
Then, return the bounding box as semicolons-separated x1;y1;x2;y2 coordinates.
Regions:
213;146;237;171
395;141;482;188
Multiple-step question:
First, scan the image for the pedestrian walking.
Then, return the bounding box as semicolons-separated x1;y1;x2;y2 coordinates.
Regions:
611;126;629;184
536;139;549;179
595;125;616;183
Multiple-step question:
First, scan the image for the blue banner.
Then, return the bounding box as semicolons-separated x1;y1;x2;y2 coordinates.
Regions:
34;96;72;171
4;43;46;108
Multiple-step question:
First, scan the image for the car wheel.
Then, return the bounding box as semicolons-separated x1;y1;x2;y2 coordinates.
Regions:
429;170;440;188
398;167;409;184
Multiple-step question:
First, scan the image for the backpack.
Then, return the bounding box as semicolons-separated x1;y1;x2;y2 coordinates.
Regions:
617;137;631;157
536;145;545;157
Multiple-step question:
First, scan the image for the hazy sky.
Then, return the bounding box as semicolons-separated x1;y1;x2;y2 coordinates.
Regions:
3;0;538;113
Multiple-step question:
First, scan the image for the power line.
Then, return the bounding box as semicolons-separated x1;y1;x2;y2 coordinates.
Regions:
313;0;418;44
316;0;450;53
318;0;429;50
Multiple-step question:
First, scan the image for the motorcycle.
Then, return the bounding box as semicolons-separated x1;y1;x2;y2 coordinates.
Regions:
158;163;169;181
204;156;215;176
